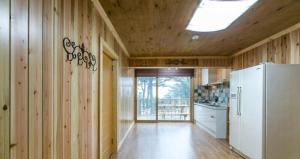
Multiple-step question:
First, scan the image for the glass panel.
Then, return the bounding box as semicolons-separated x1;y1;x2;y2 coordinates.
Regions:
136;77;156;120
158;77;191;121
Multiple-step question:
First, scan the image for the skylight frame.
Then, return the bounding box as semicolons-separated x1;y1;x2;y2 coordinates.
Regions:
186;0;258;32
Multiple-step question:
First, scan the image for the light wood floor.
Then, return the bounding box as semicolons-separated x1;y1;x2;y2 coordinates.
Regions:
113;123;243;159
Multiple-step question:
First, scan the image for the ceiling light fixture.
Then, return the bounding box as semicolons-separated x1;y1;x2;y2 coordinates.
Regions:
186;0;258;32
192;35;200;40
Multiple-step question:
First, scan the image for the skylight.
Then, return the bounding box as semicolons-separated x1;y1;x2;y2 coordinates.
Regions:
186;0;258;32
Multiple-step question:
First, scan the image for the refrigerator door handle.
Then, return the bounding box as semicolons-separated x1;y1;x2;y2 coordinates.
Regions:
238;86;242;116
237;86;240;116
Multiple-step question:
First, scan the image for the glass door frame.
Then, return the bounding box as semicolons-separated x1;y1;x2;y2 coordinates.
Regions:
135;75;194;123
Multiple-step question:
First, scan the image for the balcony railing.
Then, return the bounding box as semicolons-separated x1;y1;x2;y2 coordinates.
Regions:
158;98;190;120
158;98;190;107
137;98;191;120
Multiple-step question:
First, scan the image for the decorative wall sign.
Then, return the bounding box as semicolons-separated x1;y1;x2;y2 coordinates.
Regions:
63;37;97;71
165;59;187;66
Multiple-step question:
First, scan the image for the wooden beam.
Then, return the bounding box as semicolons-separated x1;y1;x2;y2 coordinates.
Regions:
91;0;130;57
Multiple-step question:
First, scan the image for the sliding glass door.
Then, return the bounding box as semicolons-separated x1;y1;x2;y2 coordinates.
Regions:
136;75;191;122
158;77;191;121
136;77;157;120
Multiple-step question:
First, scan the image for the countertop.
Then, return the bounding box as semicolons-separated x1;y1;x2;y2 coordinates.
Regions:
194;102;228;110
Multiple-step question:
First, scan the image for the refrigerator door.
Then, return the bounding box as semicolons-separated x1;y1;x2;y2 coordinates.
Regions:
265;64;300;159
240;65;264;159
229;71;241;150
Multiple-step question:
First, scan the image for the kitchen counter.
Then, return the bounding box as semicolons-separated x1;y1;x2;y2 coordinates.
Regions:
194;102;228;110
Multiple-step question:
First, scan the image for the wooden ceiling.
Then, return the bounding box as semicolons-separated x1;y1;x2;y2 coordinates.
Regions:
99;0;300;57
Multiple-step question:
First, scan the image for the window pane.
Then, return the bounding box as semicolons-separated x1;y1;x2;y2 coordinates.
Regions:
158;77;191;121
136;77;156;120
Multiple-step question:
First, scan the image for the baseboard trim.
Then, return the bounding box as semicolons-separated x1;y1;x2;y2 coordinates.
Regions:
230;145;249;159
117;121;135;151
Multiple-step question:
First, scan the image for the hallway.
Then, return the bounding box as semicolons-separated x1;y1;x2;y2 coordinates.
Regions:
115;123;242;159
2;1;300;159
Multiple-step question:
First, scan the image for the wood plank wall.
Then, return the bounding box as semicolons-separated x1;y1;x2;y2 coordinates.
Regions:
193;68;202;88
0;0;10;158
129;57;232;68
0;0;135;159
118;51;135;147
232;28;300;69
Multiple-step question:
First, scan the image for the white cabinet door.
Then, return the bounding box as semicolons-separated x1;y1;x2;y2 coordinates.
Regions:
194;105;201;122
229;71;241;150
202;69;209;85
206;109;216;133
216;109;227;138
240;65;264;159
198;106;216;134
198;106;209;126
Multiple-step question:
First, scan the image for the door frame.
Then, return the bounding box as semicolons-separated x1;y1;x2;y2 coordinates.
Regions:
134;75;193;123
99;37;119;159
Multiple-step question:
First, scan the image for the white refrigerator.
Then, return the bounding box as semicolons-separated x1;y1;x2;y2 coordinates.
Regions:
230;64;300;159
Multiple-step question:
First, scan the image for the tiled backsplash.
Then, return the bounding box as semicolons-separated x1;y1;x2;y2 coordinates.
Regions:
194;83;230;105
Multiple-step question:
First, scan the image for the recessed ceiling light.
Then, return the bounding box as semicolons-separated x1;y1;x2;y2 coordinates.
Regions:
192;35;200;40
186;0;258;32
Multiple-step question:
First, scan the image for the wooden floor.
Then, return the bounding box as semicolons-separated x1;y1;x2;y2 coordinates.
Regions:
114;123;242;159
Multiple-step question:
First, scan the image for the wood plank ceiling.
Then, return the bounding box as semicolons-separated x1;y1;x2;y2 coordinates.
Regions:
99;0;300;57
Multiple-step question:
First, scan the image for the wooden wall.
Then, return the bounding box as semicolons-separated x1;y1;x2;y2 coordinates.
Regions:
0;0;10;158
0;0;134;159
117;52;135;148
232;28;300;69
193;68;202;88
129;57;232;68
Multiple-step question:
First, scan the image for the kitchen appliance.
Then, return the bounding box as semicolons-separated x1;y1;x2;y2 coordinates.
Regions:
230;64;300;159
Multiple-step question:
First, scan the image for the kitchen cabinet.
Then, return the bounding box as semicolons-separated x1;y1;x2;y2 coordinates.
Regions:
216;69;230;82
193;68;202;87
194;103;227;138
201;68;217;85
201;68;230;85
